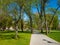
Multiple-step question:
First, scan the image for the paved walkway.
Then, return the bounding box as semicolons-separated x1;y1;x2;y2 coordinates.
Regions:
30;30;60;45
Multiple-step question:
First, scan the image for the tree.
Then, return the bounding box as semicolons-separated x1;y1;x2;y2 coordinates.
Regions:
33;0;44;32
42;0;49;35
52;16;59;30
32;0;50;34
0;14;13;31
11;8;19;39
48;0;60;30
24;0;34;33
15;0;34;33
24;9;33;33
13;0;26;32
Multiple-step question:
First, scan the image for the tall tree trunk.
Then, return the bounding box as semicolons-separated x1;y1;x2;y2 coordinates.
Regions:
23;6;33;33
29;16;33;33
40;0;43;33
41;0;48;35
21;19;23;32
44;6;48;35
15;25;18;39
15;22;18;39
40;7;43;33
14;15;18;39
36;0;43;33
20;7;24;32
45;21;48;35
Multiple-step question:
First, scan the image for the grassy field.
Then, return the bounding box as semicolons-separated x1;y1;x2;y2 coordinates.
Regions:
0;31;31;45
48;30;60;42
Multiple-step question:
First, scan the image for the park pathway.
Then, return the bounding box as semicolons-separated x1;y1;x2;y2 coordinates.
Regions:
30;30;60;45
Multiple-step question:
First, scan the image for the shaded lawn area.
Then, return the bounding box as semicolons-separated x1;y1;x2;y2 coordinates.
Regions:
0;31;31;45
48;30;60;42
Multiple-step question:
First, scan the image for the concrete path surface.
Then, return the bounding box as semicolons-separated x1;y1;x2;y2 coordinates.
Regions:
30;30;60;45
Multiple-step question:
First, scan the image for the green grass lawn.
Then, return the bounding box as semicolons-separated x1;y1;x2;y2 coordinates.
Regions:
48;30;60;42
0;31;31;45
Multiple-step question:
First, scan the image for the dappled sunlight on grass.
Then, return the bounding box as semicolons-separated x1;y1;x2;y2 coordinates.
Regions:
48;30;60;42
0;30;31;45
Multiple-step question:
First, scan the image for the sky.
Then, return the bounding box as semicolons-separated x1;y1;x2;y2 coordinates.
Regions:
32;0;58;13
7;0;60;20
48;0;58;8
